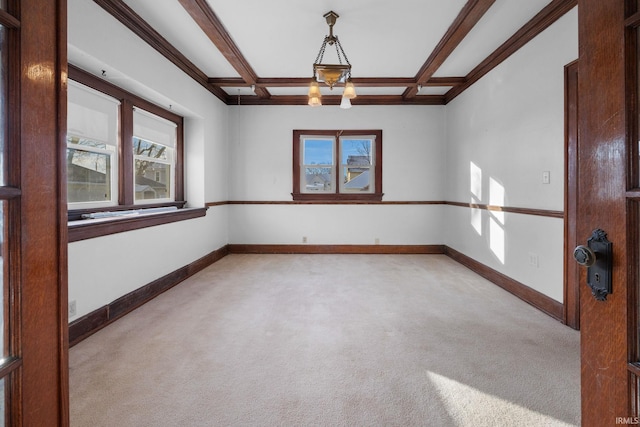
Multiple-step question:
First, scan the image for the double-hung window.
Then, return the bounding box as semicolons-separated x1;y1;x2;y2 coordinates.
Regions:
66;66;184;220
292;129;382;201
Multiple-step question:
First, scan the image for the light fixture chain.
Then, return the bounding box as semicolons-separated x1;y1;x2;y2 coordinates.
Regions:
335;37;351;66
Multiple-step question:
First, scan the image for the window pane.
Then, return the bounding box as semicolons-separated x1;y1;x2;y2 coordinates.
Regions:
66;148;112;203
133;137;168;160
303;138;333;166
135;160;170;200
343;166;371;192
0;26;6;186
304;167;333;192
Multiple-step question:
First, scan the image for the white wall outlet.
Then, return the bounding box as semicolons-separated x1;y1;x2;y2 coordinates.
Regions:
542;171;550;184
375;238;380;245
68;300;77;318
302;236;307;243
528;252;539;268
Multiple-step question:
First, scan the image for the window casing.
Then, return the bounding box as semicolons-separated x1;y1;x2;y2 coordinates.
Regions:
293;130;383;201
67;66;184;218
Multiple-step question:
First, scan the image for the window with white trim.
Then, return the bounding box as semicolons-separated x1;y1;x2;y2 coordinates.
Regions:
292;129;383;201
133;108;176;203
67;80;119;208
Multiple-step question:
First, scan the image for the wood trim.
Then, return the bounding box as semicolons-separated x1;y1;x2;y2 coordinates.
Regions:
20;0;69;423
228;244;445;255
224;200;445;205
404;0;495;99
209;76;466;89
445;0;577;103
0;9;19;29
564;60;579;330
208;199;564;218
92;0;229;103
234;94;446;106
68;207;208;242
177;0;270;99
0;187;20;199
444;246;564;321
446;201;564;218
69;245;230;346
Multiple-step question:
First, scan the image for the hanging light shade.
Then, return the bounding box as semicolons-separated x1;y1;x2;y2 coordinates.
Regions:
343;81;357;99
340;96;351;109
308;96;322;107
309;11;356;106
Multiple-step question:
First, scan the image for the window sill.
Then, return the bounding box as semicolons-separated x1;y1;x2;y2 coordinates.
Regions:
68;206;208;242
291;193;384;203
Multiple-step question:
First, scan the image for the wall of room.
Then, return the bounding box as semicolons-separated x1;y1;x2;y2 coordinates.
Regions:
227;105;446;245
67;0;229;320
444;8;578;302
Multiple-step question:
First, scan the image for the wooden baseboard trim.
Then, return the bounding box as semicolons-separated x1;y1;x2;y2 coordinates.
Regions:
444;246;564;322
69;245;230;346
228;244;446;255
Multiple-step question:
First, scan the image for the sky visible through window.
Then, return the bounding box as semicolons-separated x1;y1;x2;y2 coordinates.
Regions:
304;138;371;165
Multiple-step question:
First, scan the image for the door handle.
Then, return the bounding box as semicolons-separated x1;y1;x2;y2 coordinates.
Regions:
573;229;612;301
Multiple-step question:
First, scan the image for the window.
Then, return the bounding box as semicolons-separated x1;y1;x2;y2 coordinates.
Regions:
292;130;382;201
67;66;184;218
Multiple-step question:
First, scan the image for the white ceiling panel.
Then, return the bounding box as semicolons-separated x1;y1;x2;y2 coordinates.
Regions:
433;0;555;77
122;0;240;78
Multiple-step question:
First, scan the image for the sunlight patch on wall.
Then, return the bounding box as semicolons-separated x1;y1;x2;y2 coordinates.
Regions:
489;177;505;264
470;161;483;235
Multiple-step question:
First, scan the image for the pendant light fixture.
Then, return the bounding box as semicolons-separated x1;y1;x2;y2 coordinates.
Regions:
309;11;357;107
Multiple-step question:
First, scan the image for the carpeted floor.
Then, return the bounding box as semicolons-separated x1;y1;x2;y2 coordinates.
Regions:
69;254;580;426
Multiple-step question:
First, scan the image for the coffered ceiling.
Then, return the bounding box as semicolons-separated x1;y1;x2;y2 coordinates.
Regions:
72;0;577;106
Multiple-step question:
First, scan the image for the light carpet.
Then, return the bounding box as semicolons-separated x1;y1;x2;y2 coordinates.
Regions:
69;254;580;426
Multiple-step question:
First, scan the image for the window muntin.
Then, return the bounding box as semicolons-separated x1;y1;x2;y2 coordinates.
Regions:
293;130;382;201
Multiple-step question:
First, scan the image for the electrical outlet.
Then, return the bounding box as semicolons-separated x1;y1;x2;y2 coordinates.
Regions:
302;236;307;243
542;171;550;184
68;300;77;317
528;252;539;268
375;238;380;245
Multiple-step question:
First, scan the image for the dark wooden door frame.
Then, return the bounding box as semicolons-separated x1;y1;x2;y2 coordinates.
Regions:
578;0;630;424
564;59;579;330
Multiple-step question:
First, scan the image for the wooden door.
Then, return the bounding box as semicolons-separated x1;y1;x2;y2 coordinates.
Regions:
578;0;640;424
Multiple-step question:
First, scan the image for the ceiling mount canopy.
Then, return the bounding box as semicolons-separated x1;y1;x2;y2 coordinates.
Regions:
308;11;357;108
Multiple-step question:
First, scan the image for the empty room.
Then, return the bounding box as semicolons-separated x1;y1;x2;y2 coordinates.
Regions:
2;0;635;425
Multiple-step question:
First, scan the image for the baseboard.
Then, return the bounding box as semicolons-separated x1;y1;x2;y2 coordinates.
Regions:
444;246;564;322
228;244;445;254
69;245;230;346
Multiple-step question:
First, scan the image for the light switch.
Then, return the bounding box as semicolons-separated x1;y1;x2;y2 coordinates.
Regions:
542;171;550;184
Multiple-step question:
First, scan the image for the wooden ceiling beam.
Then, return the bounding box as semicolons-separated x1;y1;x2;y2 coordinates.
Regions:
92;0;230;103
208;77;466;88
178;0;271;99
232;95;446;106
444;0;577;103
403;0;496;99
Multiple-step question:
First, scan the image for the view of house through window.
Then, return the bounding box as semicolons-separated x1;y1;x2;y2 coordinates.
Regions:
293;130;382;201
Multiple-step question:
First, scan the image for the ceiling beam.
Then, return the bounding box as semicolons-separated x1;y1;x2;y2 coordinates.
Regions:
232;95;446;106
403;0;496;99
92;0;229;103
178;0;271;99
444;0;577;103
208;77;466;88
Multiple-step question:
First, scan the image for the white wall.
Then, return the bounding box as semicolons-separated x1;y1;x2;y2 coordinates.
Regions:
228;105;446;245
67;0;229;320
444;8;578;302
